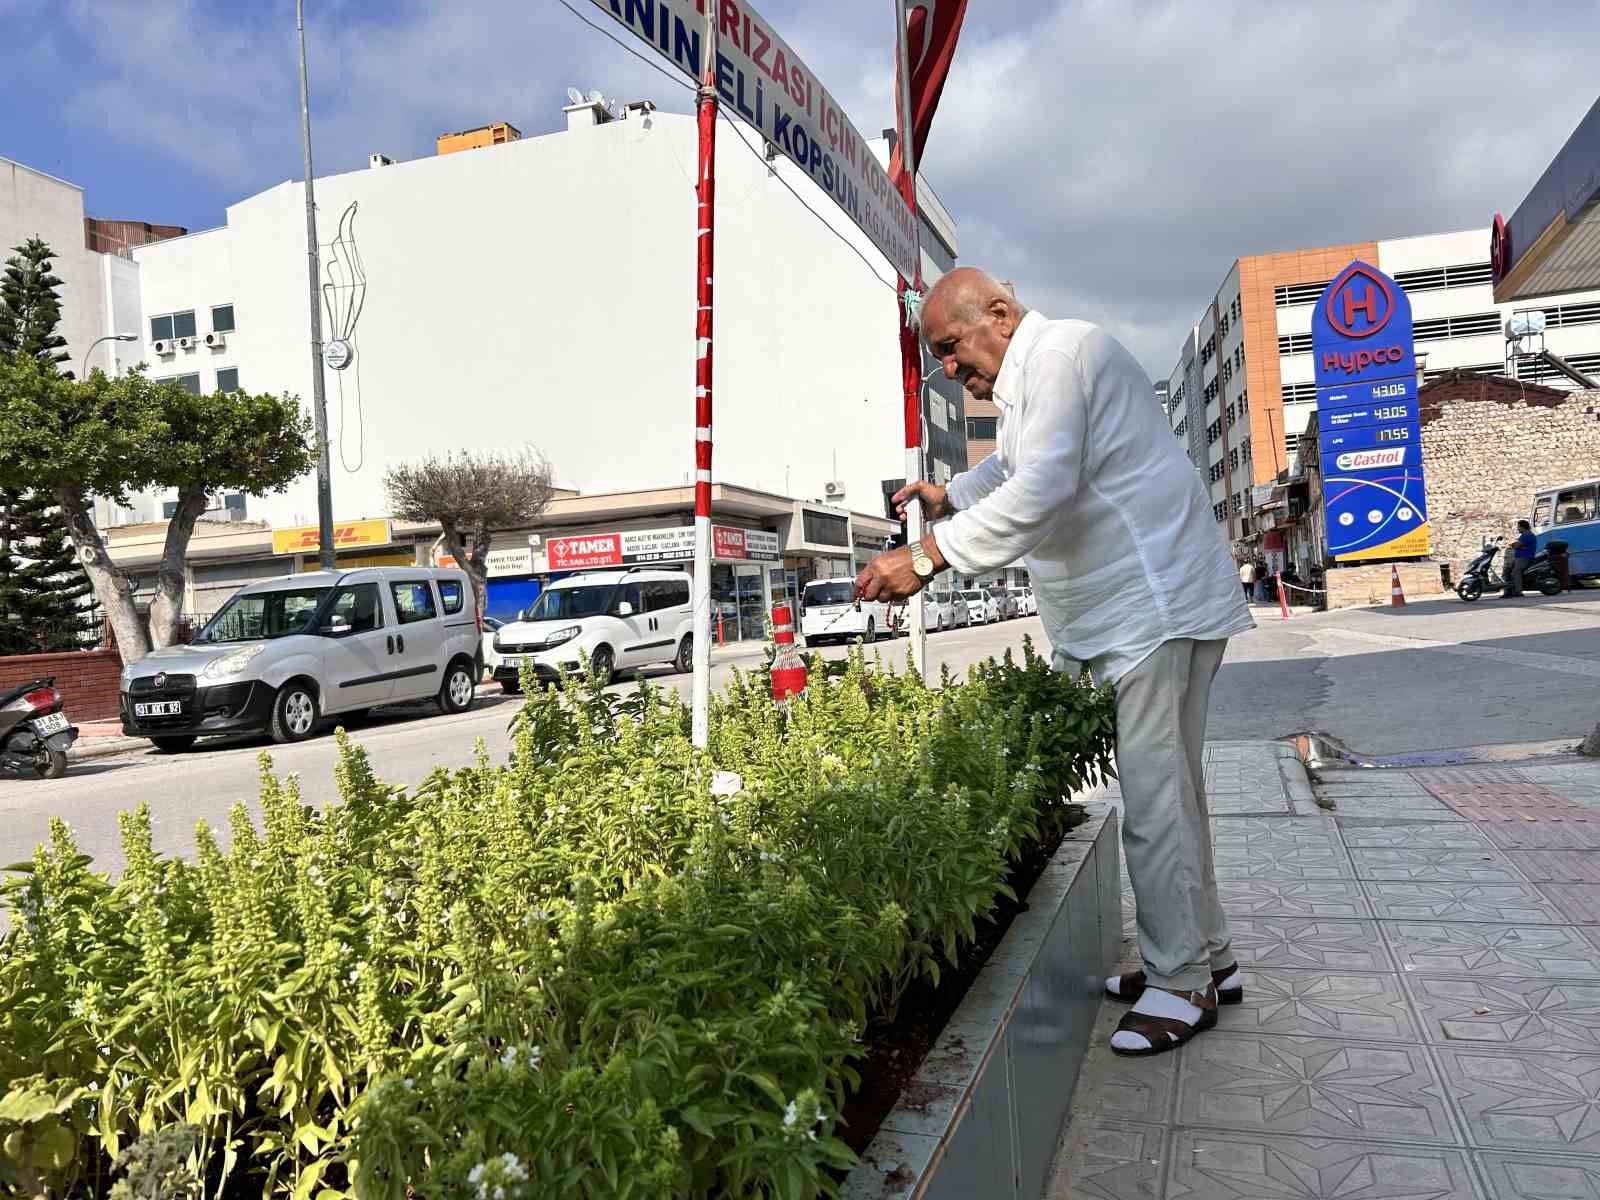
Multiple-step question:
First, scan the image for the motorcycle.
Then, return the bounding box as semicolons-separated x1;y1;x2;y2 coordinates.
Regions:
0;677;77;779
1456;538;1562;602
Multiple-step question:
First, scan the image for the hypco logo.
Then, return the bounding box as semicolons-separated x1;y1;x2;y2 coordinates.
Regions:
1336;448;1406;471
1326;263;1395;339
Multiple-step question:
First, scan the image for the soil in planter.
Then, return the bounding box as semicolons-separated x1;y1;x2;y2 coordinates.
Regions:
836;804;1089;1156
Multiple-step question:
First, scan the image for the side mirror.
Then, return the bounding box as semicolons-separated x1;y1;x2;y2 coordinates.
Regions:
617;601;635;617
321;614;353;637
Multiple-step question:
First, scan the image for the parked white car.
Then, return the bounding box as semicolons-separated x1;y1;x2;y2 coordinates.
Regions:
480;616;504;679
491;569;694;692
120;566;481;751
934;589;970;629
1008;586;1038;617
801;578;890;645
959;587;999;624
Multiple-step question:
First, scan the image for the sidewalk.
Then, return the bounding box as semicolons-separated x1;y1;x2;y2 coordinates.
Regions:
1047;742;1600;1200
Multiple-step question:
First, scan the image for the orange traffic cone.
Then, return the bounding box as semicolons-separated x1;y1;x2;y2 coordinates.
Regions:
1390;564;1406;607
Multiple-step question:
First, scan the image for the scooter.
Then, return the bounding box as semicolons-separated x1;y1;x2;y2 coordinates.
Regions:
1456;538;1562;602
0;677;77;779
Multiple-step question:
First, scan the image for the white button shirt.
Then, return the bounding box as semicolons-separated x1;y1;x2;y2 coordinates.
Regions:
940;312;1254;682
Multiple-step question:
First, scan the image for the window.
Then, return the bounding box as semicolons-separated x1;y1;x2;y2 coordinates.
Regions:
614;582;644;614
1533;496;1554;530
216;367;240;393
198;587;330;643
1242;437;1252;461
160;373;202;395
1391;262;1493;293
1555;486;1597;525
327;583;384;633
150;310;196;341
1206;418;1222;445
389;581;438;624
965;416;998;441
802;510;848;546
211;304;235;333
1285;432;1301;459
1229;448;1239;471
438;579;465;615
1413;311;1501;341
645;580;690;612
1282;382;1319;404
1212;502;1227;523
1209;462;1224;483
1278;333;1314;355
1274;280;1332;308
1204;379;1218;403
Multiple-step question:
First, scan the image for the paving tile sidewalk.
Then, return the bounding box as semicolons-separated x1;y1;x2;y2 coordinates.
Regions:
1046;744;1600;1200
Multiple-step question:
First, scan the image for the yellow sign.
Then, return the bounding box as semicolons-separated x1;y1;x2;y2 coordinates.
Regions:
1336;522;1432;563
272;518;392;557
299;547;414;572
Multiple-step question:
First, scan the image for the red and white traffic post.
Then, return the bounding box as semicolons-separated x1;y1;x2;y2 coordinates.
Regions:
894;0;928;681
769;604;807;701
690;3;718;748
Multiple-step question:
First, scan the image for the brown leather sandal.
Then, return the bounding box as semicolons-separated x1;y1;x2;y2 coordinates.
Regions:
1105;965;1242;1005
1109;985;1218;1057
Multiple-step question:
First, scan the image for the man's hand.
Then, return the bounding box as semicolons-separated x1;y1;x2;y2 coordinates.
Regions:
892;480;955;522
855;536;949;603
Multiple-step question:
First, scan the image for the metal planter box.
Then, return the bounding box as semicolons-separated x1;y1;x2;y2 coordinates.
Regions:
843;806;1120;1200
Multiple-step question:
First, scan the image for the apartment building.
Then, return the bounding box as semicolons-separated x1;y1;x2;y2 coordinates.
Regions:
1169;228;1600;541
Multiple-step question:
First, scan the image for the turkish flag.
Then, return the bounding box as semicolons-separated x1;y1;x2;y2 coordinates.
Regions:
888;0;968;201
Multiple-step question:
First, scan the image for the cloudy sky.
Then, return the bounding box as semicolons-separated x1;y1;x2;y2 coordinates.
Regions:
6;0;1599;379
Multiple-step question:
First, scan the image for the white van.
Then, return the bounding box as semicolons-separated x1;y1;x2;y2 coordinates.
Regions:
120;566;481;751
491;568;694;692
800;577;890;645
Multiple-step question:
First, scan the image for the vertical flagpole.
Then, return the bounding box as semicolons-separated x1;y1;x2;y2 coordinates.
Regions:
691;1;719;748
894;0;928;681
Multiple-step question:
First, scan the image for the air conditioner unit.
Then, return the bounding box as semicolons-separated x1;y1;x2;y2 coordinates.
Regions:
204;330;227;349
153;339;173;356
176;336;196;351
823;481;846;499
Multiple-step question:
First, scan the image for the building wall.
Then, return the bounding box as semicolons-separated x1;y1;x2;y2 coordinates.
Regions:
0;158;107;376
84;217;186;257
129;110;961;528
0;648;122;721
1419;382;1600;570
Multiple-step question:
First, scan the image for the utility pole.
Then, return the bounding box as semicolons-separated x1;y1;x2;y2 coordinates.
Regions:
296;0;336;571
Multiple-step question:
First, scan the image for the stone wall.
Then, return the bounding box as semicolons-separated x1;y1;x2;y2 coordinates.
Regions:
1325;561;1449;609
1421;378;1600;572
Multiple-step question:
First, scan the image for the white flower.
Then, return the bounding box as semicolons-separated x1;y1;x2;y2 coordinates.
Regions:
402;1077;415;1090
500;1153;527;1181
710;771;743;797
500;1046;519;1070
526;1045;542;1070
783;1100;799;1129
492;1188;505;1200
467;1163;485;1185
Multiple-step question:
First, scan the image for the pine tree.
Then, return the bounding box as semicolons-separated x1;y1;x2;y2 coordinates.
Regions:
0;237;71;367
0;238;97;650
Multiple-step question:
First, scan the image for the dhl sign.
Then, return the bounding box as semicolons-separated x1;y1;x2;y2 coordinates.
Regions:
271;518;393;556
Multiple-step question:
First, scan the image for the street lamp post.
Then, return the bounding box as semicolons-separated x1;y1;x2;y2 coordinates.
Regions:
80;333;136;380
296;0;336;572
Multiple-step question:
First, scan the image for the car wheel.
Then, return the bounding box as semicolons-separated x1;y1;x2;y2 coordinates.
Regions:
864;619;876;644
439;659;476;715
675;634;694;674
270;681;319;744
590;645;615;686
150;735;197;754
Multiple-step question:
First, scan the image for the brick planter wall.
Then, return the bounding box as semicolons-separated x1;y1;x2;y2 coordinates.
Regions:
0;649;123;722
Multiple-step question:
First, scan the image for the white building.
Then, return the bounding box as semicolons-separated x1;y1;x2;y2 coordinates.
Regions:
1166;227;1600;542
0;157;145;380
122;100;963;530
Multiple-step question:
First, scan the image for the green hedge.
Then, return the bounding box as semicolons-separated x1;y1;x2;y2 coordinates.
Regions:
0;640;1116;1199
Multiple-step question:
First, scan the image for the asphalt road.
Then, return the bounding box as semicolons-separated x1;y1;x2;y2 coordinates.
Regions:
6;590;1600;877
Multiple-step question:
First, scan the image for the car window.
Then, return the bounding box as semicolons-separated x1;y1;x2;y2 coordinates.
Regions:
438;578;466;615
612;582;643;614
804;582;855;606
326;583;383;633
199;587;329;642
643;580;689;612
1555;486;1597;525
390;581;439;625
523;585;613;621
1533;496;1553;530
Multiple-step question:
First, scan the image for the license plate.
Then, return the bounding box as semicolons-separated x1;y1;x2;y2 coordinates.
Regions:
134;700;183;717
31;712;68;735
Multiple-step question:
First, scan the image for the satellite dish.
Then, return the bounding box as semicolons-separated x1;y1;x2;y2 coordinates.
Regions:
586;89;604;104
566;87;584;105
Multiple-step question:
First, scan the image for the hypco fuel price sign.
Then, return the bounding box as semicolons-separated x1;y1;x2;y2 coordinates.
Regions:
1312;261;1431;562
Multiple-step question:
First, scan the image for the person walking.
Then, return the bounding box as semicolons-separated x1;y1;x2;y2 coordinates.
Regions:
1239;558;1256;601
1504;519;1536;597
855;268;1254;1057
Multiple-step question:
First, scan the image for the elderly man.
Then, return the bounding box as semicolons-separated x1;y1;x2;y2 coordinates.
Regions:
856;268;1254;1057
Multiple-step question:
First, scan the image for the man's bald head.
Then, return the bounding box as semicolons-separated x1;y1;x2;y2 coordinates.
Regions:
920;268;1028;401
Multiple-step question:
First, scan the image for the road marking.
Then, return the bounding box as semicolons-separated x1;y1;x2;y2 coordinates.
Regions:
1315;626;1600;680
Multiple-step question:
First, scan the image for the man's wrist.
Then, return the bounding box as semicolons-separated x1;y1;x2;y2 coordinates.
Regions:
920;533;949;573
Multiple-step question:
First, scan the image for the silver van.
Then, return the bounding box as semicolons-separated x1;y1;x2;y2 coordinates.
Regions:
119;566;481;751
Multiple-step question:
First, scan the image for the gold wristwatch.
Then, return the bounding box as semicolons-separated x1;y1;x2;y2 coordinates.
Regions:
911;541;937;581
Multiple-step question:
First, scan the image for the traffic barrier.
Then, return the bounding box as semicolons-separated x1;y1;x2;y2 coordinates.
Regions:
1390;564;1406;607
769;604;807;701
1277;571;1290;621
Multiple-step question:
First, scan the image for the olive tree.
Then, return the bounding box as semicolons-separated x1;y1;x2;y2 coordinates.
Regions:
384;447;556;618
0;354;315;660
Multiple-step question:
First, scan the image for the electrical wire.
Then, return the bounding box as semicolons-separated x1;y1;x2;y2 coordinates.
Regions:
552;0;901;294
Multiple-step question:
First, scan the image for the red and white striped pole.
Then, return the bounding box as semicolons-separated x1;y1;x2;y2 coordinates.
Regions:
770;603;807;701
894;0;928;682
690;4;718;748
1277;570;1290;621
